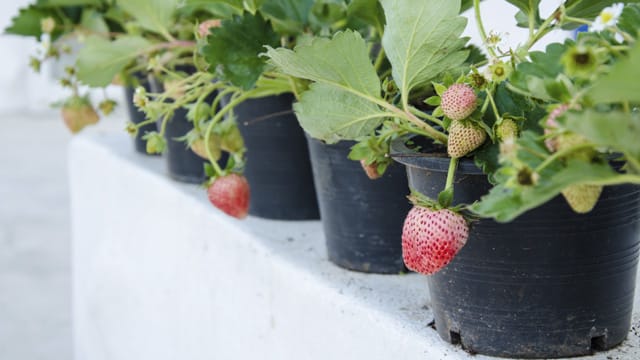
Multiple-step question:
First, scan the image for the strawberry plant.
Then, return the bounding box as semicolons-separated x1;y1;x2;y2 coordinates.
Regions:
125;0;390;216
266;0;640;274
4;0;123;132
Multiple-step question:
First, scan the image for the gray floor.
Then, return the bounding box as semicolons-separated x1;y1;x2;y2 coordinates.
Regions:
0;113;72;359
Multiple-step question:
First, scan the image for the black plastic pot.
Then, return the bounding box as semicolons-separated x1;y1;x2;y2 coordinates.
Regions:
149;74;207;184
232;94;319;220
124;73;158;154
391;138;640;358
307;138;410;274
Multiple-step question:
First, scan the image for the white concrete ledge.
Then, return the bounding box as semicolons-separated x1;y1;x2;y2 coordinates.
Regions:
70;131;640;360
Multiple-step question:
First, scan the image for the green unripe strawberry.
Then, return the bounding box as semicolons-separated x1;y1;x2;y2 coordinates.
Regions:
61;96;99;134
191;135;222;161
220;125;245;153
555;133;602;213
447;120;487;158
144;132;166;154
562;184;603;213
496;118;519;140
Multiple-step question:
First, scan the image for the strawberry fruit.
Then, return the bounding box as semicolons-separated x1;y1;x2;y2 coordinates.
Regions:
441;83;477;121
207;174;250;219
447;120;487;158
191;135;222;161
360;159;381;180
61;96;99;133
562;184;603;214
402;206;469;275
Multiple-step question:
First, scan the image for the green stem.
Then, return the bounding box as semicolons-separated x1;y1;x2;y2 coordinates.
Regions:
535;143;595;173
203;90;258;176
133;118;157;129
373;47;386;72
528;0;536;38
403;110;448;144
445;157;459;192
562;16;592;26
523;8;559;52
485;87;502;123
288;76;301;101
409;106;443;127
160;28;177;43
474;0;497;58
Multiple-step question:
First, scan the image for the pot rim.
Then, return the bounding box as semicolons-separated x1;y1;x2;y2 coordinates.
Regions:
390;135;485;175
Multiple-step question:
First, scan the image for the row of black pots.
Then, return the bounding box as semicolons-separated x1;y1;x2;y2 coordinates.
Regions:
123;81;640;358
124;84;408;272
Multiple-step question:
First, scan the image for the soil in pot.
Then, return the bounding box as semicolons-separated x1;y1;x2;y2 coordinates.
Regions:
307;138;410;274
124;72;158;154
230;94;319;220
391;137;640;358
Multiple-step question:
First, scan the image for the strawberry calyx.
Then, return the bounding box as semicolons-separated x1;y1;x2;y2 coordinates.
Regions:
407;189;466;214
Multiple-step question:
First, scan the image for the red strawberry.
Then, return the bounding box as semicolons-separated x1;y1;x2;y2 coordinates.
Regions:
61;96;99;134
441;83;477;121
447;120;487;158
207;174;250;219
402;206;469;275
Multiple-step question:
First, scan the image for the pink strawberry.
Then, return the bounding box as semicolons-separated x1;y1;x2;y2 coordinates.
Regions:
360;159;381;180
402;206;469;275
198;19;221;38
544;104;570;152
441;83;477;121
61;96;99;134
207;174;250;219
447;120;487;158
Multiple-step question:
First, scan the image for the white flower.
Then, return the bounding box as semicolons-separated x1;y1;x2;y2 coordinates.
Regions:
591;3;625;32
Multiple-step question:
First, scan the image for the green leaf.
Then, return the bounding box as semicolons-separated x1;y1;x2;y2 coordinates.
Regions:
380;0;469;105
265;30;380;98
563;110;640;159
265;30;384;142
176;0;242;19
76;35;152;87
203;12;279;90
116;0;179;35
471;158;624;222
564;0;639;20
243;0;264;13
347;0;385;34
81;9;109;35
509;42;568;101
37;0;102;5
469;131;624;222
260;0;314;35
618;3;640;39
4;6;50;40
587;42;640;103
294;82;389;143
505;0;539;15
